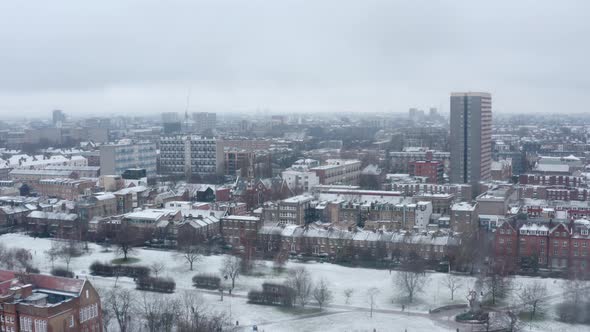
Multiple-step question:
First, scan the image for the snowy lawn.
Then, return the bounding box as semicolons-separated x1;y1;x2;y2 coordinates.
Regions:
0;233;585;332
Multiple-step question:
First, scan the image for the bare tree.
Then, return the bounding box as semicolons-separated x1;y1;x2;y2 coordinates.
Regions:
45;241;60;269
273;249;288;272
178;246;202;271
95;288;113;332
483;273;512;306
394;270;429;303
104;288;135;332
562;276;588;306
344;288;354;305
175;290;230;332
140;293;180;332
220;256;241;289
177;290;204;326
313;278;333;310
286;267;313;307
443;273;463;301
367;287;380;318
115;224;136;262
0;244;32;271
58;240;81;272
518;282;548;320
150;262;166;278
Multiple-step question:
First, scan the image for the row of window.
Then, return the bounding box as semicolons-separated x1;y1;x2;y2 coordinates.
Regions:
80;303;99;323
19;317;47;332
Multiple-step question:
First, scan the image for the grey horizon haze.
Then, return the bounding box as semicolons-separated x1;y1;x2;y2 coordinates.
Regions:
0;0;588;117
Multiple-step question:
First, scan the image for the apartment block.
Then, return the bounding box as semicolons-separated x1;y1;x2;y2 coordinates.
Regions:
99;140;157;178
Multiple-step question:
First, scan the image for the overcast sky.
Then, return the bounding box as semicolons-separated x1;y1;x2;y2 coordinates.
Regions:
0;0;588;118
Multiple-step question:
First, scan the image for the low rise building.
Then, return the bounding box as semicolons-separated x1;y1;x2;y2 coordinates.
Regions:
0;270;102;332
25;211;80;239
33;178;95;200
450;202;478;234
220;215;262;248
309;159;361;186
100;140;157;178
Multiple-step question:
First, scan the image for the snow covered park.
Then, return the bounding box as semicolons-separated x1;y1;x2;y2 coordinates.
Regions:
1;233;588;332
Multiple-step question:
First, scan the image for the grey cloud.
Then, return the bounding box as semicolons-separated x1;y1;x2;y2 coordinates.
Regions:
0;0;589;116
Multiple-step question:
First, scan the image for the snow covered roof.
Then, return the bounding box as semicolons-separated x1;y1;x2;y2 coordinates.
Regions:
520;223;549;232
27;211;78;221
124;209;177;221
283;194;314;204
222;215;259;222
451;202;476;212
114;186;148;195
94;193;116;201
534;164;570;173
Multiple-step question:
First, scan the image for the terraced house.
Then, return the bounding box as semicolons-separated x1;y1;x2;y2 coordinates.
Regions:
257;224;459;262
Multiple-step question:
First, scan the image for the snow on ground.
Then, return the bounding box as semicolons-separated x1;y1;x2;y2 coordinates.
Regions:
254;311;455;332
0;233;584;331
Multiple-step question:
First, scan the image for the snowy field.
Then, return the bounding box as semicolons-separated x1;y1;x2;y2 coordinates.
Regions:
1;233;587;332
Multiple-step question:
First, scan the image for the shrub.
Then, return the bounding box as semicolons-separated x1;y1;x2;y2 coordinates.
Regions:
248;282;295;307
557;302;590;325
136;277;175;293
192;274;221;290
51;267;74;278
25;266;40;274
89;261;150;278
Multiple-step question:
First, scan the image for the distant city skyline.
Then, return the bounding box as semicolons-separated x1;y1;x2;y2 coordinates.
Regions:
1;1;589;117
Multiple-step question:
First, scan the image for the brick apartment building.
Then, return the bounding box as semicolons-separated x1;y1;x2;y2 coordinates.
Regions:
25;211;81;239
494;219;590;277
33;178;95;201
0;270;102;332
220;215;262;248
409;160;444;184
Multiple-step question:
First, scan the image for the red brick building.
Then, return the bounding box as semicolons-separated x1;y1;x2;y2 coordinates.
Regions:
570;219;590;276
493;219;590;277
519;174;584;187
0;270;102;332
409;160;443;184
493;221;518;273
549;223;571;271
518;223;549;267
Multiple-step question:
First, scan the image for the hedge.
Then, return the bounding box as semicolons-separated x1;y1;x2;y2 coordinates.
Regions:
89;261;150;278
192;274;221;290
51;267;74;278
248;282;295;307
135;277;176;293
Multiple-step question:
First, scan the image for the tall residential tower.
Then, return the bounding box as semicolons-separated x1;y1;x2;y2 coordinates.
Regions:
449;92;492;191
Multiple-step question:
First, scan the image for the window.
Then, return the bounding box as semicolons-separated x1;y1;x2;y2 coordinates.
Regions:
499;238;504;244
574;241;579;247
540;239;545;245
69;316;74;328
563;241;568;248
